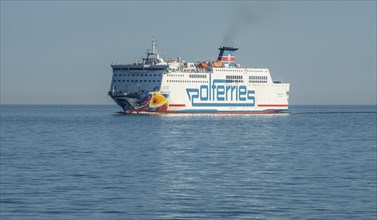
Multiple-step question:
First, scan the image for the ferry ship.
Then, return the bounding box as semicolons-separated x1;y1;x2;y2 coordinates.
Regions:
108;39;290;114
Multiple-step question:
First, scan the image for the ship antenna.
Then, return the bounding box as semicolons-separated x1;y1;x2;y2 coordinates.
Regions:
152;37;157;54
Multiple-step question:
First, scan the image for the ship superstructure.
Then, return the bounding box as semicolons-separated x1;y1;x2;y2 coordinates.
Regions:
109;39;290;114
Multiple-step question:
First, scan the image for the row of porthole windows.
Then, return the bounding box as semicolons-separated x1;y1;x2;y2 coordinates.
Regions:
167;80;208;83
226;75;243;79
249;80;267;83
248;70;265;72
226;80;244;83
114;79;160;83
189;74;207;78
114;73;161;77
167;74;184;77
249;75;268;80
217;69;243;72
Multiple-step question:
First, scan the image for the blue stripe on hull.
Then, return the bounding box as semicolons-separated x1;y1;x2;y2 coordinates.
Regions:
177;109;287;113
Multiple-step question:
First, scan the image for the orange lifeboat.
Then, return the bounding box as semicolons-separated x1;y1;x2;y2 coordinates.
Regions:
199;62;208;69
213;60;222;68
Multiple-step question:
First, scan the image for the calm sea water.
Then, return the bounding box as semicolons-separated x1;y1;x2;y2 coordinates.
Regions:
1;105;376;220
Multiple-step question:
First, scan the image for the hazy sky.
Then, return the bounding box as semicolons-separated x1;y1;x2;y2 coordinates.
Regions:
1;1;376;105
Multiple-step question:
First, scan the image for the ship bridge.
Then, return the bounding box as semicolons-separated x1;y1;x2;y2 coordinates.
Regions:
109;39;168;101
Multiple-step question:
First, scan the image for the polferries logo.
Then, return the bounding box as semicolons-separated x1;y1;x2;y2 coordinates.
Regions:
186;75;255;107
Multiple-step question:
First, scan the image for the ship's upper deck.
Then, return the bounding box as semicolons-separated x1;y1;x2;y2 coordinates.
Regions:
111;39;271;74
